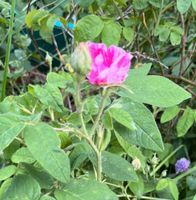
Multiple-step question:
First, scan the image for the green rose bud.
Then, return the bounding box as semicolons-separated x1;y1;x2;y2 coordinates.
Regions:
70;42;91;77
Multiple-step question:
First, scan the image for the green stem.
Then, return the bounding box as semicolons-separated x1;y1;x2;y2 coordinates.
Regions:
75;81;102;181
118;194;170;200
88;139;102;182
150;145;183;177
75;81;87;135
77;130;102;181
49;107;55;121
1;0;16;101
90;88;110;137
140;196;170;200
174;165;196;182
96;151;102;182
154;0;164;32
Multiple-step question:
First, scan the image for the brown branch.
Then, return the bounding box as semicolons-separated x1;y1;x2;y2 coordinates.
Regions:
186;88;196;98
52;35;66;66
152;73;196;87
131;51;169;69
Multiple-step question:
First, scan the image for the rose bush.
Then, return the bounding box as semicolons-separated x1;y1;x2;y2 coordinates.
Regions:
0;1;195;200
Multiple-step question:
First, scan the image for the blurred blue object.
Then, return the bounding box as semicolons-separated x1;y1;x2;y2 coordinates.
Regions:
54;20;75;29
55;20;63;27
67;22;75;29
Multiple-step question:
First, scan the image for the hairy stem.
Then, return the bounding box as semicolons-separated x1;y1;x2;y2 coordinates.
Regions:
86;136;102;182
75;80;103;181
90;88;110;137
75;81;87;134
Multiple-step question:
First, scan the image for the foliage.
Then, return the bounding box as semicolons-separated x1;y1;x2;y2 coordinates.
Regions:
0;0;195;200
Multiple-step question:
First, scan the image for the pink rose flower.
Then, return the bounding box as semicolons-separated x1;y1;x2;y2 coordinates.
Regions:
86;42;132;86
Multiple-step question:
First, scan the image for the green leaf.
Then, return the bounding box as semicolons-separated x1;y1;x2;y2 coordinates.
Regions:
67;112;91;126
57;131;72;149
25;9;49;30
102;151;138;181
2;175;41;200
114;99;164;152
70;141;96;169
108;105;133;130
39;17;53;43
39;14;59;43
40;196;56;200
30;84;64;112
3;140;20;160
74;15;104;42
0;165;16;181
168;180;179;200
154;25;170;42
192;0;196;11
171;25;183;35
10;93;38;114
0;1;11;9
187;174;196;190
0;113;26;151
22;163;55;189
119;75;191;107
0;179;12;200
100;129;112;151
148;0;162;8
25;9;40;28
46;14;58;31
0;98;20;114
33;10;49;27
129;175;145;197
156;179;179;200
84;96;99;115
156;179;169;190
161;106;180;123
101;21;122;46
103;111;113;130
115;131;146;169
24;123;70;183
123;27;134;42
74;0;95;7
176;107;195;137
170;31;182;46
177;0;192;14
23;163;54;189
132;0;148;9
128;63;152;77
54;179;118;200
11;147;35;164
47;72;73;88
115;0;127;6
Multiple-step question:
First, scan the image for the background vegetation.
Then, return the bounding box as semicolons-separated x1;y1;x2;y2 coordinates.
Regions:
0;0;195;199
